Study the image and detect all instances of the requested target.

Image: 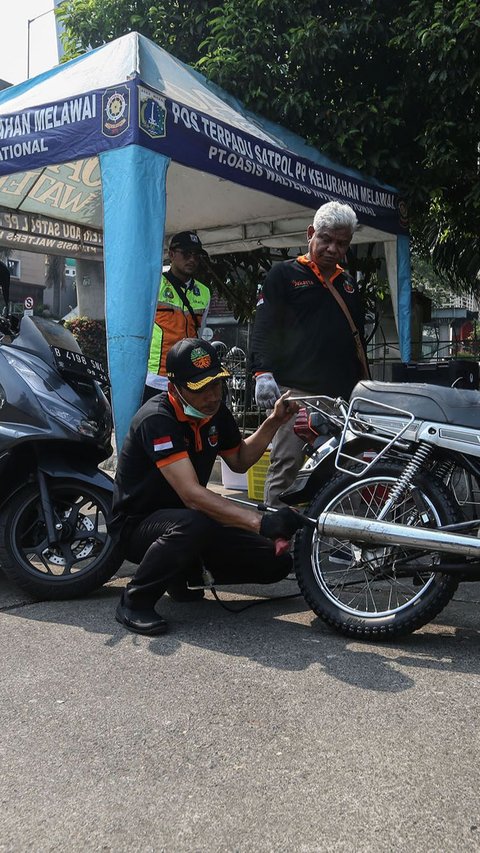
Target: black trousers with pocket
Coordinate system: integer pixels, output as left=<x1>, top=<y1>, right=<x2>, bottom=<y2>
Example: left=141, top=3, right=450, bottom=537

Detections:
left=122, top=508, right=292, bottom=608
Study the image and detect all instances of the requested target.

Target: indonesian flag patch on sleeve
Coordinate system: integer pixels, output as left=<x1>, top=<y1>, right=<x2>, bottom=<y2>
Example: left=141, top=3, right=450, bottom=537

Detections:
left=153, top=436, right=174, bottom=452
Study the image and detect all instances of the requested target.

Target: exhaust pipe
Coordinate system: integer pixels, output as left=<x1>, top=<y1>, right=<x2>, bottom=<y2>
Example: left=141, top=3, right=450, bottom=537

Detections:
left=318, top=512, right=480, bottom=559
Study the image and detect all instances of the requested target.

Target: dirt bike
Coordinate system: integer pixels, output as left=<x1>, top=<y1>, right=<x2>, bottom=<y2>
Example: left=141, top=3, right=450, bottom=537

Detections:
left=281, top=380, right=480, bottom=640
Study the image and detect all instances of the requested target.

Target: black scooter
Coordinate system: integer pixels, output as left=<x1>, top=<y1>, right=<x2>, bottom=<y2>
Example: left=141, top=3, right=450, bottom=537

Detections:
left=0, top=262, right=122, bottom=599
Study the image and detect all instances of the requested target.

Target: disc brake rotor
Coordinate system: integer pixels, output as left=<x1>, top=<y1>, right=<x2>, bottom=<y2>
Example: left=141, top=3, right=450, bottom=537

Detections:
left=42, top=509, right=95, bottom=565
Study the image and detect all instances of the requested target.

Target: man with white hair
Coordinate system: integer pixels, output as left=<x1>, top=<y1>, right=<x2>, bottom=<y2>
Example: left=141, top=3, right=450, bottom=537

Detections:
left=251, top=201, right=367, bottom=507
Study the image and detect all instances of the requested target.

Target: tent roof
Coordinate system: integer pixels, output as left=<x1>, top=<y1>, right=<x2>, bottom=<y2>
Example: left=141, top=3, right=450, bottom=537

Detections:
left=0, top=32, right=413, bottom=446
left=0, top=32, right=406, bottom=256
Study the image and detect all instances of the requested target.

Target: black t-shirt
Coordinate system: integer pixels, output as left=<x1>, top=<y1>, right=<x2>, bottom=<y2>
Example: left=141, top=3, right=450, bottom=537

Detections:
left=109, top=391, right=241, bottom=536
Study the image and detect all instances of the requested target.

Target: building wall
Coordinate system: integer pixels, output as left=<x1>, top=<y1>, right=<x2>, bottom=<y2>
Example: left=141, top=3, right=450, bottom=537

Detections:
left=75, top=259, right=104, bottom=320
left=6, top=250, right=46, bottom=313
left=4, top=250, right=80, bottom=318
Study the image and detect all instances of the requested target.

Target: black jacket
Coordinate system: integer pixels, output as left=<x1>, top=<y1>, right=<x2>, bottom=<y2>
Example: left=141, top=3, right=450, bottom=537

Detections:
left=250, top=259, right=365, bottom=398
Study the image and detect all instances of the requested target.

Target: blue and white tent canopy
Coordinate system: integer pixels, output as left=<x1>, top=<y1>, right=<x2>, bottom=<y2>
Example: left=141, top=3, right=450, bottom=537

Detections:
left=0, top=31, right=411, bottom=447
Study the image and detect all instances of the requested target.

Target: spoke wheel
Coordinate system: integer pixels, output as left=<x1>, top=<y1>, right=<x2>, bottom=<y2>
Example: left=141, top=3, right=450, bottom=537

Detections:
left=0, top=481, right=123, bottom=599
left=294, top=463, right=461, bottom=640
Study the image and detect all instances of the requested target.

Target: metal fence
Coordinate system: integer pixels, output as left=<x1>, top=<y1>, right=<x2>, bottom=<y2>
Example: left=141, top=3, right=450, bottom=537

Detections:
left=217, top=337, right=480, bottom=436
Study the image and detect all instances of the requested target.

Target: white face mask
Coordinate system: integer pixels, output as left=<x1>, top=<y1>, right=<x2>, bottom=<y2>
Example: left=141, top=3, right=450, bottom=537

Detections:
left=175, top=386, right=210, bottom=420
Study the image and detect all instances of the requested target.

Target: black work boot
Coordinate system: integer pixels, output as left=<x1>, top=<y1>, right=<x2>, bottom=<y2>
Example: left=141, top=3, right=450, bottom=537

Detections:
left=115, top=591, right=168, bottom=636
left=167, top=567, right=207, bottom=602
left=167, top=581, right=205, bottom=602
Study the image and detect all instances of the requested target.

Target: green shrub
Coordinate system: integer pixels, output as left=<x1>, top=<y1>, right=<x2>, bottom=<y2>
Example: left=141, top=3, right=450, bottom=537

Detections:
left=64, top=317, right=107, bottom=366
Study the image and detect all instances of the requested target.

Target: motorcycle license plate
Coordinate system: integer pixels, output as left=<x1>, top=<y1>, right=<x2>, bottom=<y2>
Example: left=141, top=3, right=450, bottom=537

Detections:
left=51, top=346, right=109, bottom=385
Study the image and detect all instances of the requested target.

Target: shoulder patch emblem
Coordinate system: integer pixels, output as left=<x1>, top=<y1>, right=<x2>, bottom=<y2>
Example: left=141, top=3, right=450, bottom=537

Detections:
left=343, top=282, right=355, bottom=294
left=153, top=435, right=173, bottom=452
left=208, top=425, right=219, bottom=447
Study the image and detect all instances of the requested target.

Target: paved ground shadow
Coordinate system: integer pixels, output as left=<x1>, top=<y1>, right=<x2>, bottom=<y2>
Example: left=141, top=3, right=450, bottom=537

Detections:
left=3, top=571, right=480, bottom=691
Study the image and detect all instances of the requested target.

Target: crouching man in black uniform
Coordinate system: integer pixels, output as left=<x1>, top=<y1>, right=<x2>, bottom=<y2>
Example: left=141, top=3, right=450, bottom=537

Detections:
left=110, top=338, right=306, bottom=636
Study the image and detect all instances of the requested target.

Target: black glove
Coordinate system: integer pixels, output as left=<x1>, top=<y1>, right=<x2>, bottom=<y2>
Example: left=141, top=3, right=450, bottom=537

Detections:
left=259, top=507, right=307, bottom=541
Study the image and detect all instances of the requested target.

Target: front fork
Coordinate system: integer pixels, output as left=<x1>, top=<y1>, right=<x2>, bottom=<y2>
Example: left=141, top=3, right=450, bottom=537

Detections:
left=37, top=470, right=62, bottom=546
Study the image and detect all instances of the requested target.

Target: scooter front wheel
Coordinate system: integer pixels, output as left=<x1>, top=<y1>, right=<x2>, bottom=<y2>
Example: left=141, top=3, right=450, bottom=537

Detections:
left=294, top=464, right=461, bottom=640
left=0, top=480, right=123, bottom=600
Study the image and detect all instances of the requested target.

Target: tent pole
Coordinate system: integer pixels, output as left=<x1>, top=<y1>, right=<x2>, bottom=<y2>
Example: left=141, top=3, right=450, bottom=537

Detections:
left=100, top=145, right=170, bottom=451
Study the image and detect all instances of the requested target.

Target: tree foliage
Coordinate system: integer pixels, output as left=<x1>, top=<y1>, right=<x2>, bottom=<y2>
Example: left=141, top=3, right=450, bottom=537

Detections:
left=58, top=0, right=213, bottom=65
left=58, top=0, right=480, bottom=294
left=64, top=317, right=107, bottom=364
left=202, top=249, right=274, bottom=323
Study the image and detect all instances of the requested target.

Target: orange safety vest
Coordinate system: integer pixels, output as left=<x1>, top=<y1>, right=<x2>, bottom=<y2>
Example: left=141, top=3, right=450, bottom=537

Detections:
left=147, top=274, right=211, bottom=378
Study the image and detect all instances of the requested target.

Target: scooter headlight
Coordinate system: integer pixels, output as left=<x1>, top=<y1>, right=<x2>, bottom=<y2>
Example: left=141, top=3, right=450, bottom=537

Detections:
left=39, top=398, right=100, bottom=437
left=3, top=351, right=52, bottom=395
left=4, top=350, right=102, bottom=437
left=38, top=396, right=85, bottom=432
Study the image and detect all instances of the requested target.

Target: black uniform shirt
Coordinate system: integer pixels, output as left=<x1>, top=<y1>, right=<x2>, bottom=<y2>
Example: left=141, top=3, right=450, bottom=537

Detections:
left=250, top=258, right=364, bottom=398
left=109, top=390, right=241, bottom=536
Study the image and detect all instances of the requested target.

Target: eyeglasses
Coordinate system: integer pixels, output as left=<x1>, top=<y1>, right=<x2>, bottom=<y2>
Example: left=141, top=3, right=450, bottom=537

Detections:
left=173, top=248, right=202, bottom=259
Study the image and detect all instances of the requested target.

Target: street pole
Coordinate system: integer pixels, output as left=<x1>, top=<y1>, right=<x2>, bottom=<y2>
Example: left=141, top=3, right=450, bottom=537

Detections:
left=26, top=6, right=57, bottom=80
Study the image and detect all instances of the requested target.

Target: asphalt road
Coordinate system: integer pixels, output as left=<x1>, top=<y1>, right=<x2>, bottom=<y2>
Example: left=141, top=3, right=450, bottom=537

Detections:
left=2, top=558, right=480, bottom=853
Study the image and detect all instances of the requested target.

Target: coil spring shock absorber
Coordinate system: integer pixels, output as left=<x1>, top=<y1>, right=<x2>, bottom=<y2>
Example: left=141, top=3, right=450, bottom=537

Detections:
left=432, top=459, right=454, bottom=482
left=377, top=443, right=433, bottom=521
left=434, top=459, right=479, bottom=509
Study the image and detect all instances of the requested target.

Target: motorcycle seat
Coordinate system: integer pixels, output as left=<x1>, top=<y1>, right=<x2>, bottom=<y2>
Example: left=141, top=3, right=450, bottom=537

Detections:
left=351, top=380, right=480, bottom=428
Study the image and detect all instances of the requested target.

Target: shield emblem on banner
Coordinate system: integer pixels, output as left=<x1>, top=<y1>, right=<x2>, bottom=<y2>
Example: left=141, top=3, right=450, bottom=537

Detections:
left=138, top=86, right=167, bottom=139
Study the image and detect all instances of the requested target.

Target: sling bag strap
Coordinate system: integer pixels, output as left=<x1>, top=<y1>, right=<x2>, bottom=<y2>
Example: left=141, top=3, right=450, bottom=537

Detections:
left=297, top=256, right=371, bottom=381
left=164, top=270, right=200, bottom=332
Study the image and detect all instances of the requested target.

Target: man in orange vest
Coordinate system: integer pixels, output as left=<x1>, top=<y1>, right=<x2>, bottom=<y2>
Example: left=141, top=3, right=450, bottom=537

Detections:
left=143, top=231, right=211, bottom=403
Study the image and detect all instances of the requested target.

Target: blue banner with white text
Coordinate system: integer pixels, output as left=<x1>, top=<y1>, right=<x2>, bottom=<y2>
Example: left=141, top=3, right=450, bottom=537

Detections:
left=0, top=81, right=137, bottom=175
left=0, top=76, right=407, bottom=234
left=134, top=82, right=407, bottom=236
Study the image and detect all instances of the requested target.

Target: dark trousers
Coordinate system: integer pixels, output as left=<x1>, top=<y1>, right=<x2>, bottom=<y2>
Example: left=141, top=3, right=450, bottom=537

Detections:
left=123, top=509, right=292, bottom=608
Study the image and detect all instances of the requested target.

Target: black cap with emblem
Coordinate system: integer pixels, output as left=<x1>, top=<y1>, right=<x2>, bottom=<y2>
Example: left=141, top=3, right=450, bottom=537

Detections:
left=166, top=338, right=230, bottom=391
left=168, top=232, right=208, bottom=256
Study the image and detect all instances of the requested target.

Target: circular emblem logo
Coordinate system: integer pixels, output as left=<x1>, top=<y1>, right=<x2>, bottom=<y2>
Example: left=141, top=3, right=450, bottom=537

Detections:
left=343, top=282, right=354, bottom=294
left=398, top=199, right=409, bottom=228
left=191, top=347, right=211, bottom=369
left=102, top=85, right=130, bottom=137
left=106, top=92, right=127, bottom=124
